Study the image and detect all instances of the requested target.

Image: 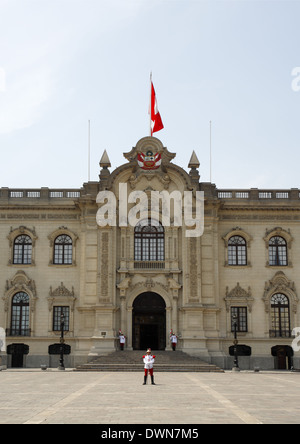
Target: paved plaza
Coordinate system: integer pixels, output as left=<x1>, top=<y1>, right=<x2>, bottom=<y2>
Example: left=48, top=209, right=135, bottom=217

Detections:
left=0, top=369, right=300, bottom=424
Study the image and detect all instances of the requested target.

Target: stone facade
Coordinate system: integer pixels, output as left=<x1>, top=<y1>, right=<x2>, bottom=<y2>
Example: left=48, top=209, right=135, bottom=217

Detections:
left=0, top=136, right=300, bottom=370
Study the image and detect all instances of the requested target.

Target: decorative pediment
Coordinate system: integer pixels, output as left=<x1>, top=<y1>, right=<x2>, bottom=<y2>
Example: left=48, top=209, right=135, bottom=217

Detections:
left=262, top=271, right=298, bottom=313
left=223, top=227, right=252, bottom=247
left=122, top=136, right=176, bottom=183
left=264, top=271, right=295, bottom=293
left=3, top=270, right=37, bottom=312
left=124, top=137, right=176, bottom=165
left=49, top=282, right=74, bottom=297
left=263, top=227, right=293, bottom=249
left=224, top=283, right=253, bottom=312
left=48, top=282, right=76, bottom=311
left=7, top=226, right=38, bottom=246
left=5, top=270, right=36, bottom=296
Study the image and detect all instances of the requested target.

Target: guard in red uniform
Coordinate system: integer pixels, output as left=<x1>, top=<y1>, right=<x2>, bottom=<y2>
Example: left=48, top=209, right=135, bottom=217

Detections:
left=143, top=348, right=156, bottom=385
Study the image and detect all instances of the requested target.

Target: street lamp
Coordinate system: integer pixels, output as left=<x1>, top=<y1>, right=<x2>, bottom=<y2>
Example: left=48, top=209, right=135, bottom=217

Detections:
left=232, top=313, right=240, bottom=372
left=58, top=313, right=65, bottom=371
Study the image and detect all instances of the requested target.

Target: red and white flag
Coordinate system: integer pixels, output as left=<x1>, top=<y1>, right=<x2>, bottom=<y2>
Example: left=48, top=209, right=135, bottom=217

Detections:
left=149, top=78, right=164, bottom=136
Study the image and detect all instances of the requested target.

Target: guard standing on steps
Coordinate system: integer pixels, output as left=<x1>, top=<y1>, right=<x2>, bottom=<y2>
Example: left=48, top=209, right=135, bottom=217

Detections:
left=170, top=333, right=178, bottom=351
left=119, top=331, right=126, bottom=351
left=143, top=348, right=156, bottom=385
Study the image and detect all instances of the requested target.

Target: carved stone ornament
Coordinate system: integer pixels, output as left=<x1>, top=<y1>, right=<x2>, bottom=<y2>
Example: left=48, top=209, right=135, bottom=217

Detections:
left=48, top=282, right=76, bottom=311
left=262, top=271, right=298, bottom=313
left=224, top=282, right=254, bottom=312
left=3, top=270, right=37, bottom=312
left=123, top=136, right=176, bottom=166
left=263, top=227, right=293, bottom=249
left=117, top=277, right=131, bottom=297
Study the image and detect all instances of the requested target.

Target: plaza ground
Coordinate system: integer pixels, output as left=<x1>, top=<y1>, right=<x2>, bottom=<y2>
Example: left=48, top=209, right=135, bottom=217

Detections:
left=0, top=369, right=300, bottom=424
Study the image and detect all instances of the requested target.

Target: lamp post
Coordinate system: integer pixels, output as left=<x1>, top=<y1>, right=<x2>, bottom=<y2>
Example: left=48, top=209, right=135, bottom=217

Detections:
left=232, top=313, right=240, bottom=372
left=58, top=313, right=65, bottom=371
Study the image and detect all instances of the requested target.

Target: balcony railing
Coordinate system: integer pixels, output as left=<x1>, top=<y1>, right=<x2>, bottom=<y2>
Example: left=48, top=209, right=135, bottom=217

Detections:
left=134, top=261, right=165, bottom=270
left=269, top=330, right=291, bottom=338
left=0, top=188, right=81, bottom=199
left=217, top=189, right=300, bottom=201
left=6, top=328, right=31, bottom=337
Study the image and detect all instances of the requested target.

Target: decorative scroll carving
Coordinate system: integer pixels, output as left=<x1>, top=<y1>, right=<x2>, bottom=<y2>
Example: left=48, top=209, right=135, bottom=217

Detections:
left=48, top=282, right=76, bottom=311
left=100, top=232, right=109, bottom=302
left=224, top=283, right=253, bottom=312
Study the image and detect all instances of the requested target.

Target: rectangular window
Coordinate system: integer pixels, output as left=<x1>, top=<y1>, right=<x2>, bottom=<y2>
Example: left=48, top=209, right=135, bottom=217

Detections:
left=269, top=246, right=287, bottom=266
left=231, top=307, right=248, bottom=332
left=53, top=306, right=70, bottom=331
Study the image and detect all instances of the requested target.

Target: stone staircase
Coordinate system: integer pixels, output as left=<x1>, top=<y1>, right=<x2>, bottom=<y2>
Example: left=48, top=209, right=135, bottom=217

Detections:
left=74, top=350, right=224, bottom=372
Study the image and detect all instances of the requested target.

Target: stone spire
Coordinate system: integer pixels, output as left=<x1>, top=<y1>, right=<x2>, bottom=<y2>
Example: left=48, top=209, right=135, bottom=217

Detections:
left=99, top=150, right=111, bottom=189
left=188, top=151, right=200, bottom=169
left=99, top=150, right=111, bottom=169
left=188, top=151, right=200, bottom=185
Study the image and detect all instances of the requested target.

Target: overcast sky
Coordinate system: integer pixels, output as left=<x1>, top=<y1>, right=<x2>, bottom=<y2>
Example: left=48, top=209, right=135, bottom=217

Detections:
left=0, top=0, right=300, bottom=190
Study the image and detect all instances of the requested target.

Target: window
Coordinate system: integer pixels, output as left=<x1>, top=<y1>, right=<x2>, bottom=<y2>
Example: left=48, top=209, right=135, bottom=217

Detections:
left=231, top=307, right=248, bottom=332
left=269, top=236, right=288, bottom=266
left=53, top=306, right=70, bottom=331
left=270, top=294, right=291, bottom=337
left=228, top=236, right=247, bottom=266
left=53, top=235, right=73, bottom=264
left=11, top=292, right=30, bottom=336
left=134, top=219, right=164, bottom=261
left=13, top=235, right=32, bottom=264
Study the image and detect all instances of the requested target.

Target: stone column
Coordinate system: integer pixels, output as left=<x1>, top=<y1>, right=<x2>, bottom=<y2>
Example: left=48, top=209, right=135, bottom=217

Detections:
left=168, top=277, right=181, bottom=335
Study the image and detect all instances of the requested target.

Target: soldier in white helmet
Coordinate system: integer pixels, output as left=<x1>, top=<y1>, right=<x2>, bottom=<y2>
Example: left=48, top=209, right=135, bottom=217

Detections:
left=142, top=348, right=156, bottom=385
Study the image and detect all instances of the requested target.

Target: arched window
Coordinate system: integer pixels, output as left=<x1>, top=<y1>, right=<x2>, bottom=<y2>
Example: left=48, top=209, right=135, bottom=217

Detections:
left=11, top=292, right=30, bottom=336
left=134, top=219, right=164, bottom=261
left=53, top=235, right=73, bottom=264
left=228, top=236, right=247, bottom=266
left=269, top=236, right=288, bottom=266
left=270, top=293, right=291, bottom=338
left=13, top=235, right=32, bottom=264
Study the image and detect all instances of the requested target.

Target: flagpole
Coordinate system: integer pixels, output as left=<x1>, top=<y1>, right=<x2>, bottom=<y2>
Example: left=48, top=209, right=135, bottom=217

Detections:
left=88, top=119, right=91, bottom=181
left=149, top=72, right=152, bottom=136
left=210, top=120, right=212, bottom=183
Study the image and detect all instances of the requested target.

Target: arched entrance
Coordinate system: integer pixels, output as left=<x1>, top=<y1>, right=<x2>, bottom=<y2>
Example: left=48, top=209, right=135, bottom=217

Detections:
left=132, top=292, right=166, bottom=350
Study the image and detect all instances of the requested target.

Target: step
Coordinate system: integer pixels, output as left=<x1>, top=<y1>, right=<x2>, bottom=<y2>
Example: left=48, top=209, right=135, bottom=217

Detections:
left=75, top=364, right=223, bottom=372
left=74, top=350, right=224, bottom=373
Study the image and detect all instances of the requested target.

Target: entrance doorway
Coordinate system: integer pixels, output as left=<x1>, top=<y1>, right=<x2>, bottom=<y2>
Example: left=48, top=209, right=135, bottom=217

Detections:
left=7, top=343, right=29, bottom=368
left=132, top=292, right=166, bottom=350
left=271, top=345, right=294, bottom=370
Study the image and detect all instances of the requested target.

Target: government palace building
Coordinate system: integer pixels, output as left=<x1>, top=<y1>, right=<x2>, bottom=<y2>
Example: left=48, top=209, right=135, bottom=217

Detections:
left=0, top=135, right=300, bottom=370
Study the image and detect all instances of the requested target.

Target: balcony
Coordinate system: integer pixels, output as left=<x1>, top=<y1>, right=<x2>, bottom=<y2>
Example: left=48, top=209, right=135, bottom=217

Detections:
left=134, top=261, right=165, bottom=270
left=118, top=259, right=180, bottom=274
left=269, top=329, right=291, bottom=338
left=6, top=328, right=31, bottom=337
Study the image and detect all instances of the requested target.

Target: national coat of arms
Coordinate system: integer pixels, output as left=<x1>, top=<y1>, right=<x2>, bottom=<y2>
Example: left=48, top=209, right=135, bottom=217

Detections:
left=137, top=150, right=161, bottom=170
